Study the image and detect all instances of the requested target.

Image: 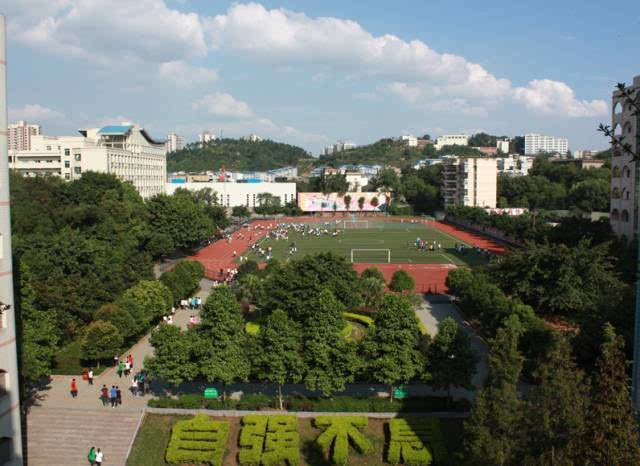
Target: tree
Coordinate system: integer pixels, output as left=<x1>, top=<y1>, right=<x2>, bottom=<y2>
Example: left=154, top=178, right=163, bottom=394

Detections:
left=81, top=320, right=123, bottom=367
left=234, top=273, right=264, bottom=305
left=146, top=324, right=198, bottom=388
left=370, top=196, right=379, bottom=210
left=428, top=317, right=478, bottom=398
left=343, top=194, right=352, bottom=211
left=195, top=286, right=250, bottom=398
left=464, top=316, right=524, bottom=466
left=521, top=336, right=588, bottom=465
left=389, top=270, right=415, bottom=293
left=568, top=178, right=610, bottom=212
left=117, top=280, right=173, bottom=331
left=252, top=310, right=304, bottom=409
left=360, top=267, right=385, bottom=282
left=236, top=260, right=259, bottom=279
left=94, top=303, right=136, bottom=340
left=302, top=290, right=359, bottom=396
left=160, top=260, right=204, bottom=303
left=579, top=324, right=640, bottom=465
left=360, top=277, right=386, bottom=309
left=358, top=196, right=365, bottom=213
left=361, top=294, right=424, bottom=399
left=232, top=205, right=250, bottom=219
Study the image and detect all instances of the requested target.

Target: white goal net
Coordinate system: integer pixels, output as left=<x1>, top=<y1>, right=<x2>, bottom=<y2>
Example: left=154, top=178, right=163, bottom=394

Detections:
left=350, top=249, right=391, bottom=263
left=342, top=220, right=369, bottom=229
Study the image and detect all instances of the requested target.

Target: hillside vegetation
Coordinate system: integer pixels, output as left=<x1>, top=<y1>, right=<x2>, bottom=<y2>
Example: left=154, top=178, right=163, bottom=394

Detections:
left=167, top=138, right=313, bottom=173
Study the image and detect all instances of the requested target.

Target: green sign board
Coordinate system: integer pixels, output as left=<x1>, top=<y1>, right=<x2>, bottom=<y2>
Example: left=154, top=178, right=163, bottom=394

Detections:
left=204, top=387, right=219, bottom=399
left=393, top=387, right=408, bottom=399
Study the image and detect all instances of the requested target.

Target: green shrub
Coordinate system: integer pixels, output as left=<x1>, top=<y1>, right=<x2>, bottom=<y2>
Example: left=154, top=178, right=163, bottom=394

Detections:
left=387, top=418, right=446, bottom=466
left=340, top=322, right=352, bottom=339
left=314, top=416, right=372, bottom=465
left=342, top=312, right=374, bottom=327
left=245, top=322, right=260, bottom=335
left=238, top=415, right=299, bottom=466
left=236, top=393, right=272, bottom=410
left=165, top=415, right=229, bottom=466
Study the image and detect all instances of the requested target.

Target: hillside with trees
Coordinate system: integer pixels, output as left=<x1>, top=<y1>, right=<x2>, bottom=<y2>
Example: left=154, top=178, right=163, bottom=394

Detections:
left=167, top=138, right=313, bottom=173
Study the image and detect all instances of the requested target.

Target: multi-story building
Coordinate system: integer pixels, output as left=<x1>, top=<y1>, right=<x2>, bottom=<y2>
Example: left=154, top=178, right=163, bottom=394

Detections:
left=10, top=123, right=166, bottom=198
left=443, top=157, right=497, bottom=208
left=8, top=120, right=41, bottom=152
left=0, top=16, right=23, bottom=465
left=610, top=75, right=640, bottom=240
left=401, top=135, right=418, bottom=147
left=435, top=134, right=469, bottom=151
left=165, top=132, right=185, bottom=153
left=165, top=181, right=296, bottom=209
left=198, top=131, right=216, bottom=145
left=524, top=133, right=569, bottom=155
left=497, top=139, right=510, bottom=154
left=497, top=155, right=534, bottom=177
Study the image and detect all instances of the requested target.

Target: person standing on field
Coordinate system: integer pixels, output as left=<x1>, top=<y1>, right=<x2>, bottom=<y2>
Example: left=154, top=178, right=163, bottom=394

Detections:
left=70, top=378, right=78, bottom=398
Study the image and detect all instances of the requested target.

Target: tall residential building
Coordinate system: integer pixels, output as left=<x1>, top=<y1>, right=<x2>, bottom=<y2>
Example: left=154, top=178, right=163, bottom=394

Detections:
left=610, top=75, right=640, bottom=240
left=0, top=16, right=24, bottom=465
left=165, top=132, right=184, bottom=153
left=524, top=133, right=568, bottom=155
left=497, top=139, right=510, bottom=154
left=198, top=131, right=216, bottom=145
left=435, top=134, right=469, bottom=151
left=10, top=123, right=166, bottom=198
left=443, top=157, right=497, bottom=208
left=8, top=120, right=41, bottom=152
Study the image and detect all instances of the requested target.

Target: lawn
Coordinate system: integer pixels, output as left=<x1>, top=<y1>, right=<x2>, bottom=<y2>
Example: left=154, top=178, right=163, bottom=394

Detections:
left=242, top=221, right=488, bottom=267
left=127, top=413, right=465, bottom=465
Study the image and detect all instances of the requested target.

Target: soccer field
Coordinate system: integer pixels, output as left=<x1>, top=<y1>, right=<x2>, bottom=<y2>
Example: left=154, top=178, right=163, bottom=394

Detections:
left=243, top=221, right=489, bottom=266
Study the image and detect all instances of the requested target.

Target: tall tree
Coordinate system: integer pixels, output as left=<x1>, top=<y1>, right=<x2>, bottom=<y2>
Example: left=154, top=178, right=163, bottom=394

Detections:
left=302, top=290, right=359, bottom=397
left=579, top=324, right=640, bottom=465
left=81, top=320, right=123, bottom=367
left=464, top=316, right=524, bottom=466
left=428, top=317, right=478, bottom=398
left=521, top=336, right=588, bottom=465
left=252, top=310, right=304, bottom=409
left=146, top=324, right=198, bottom=388
left=389, top=270, right=415, bottom=293
left=343, top=194, right=352, bottom=211
left=195, top=286, right=250, bottom=398
left=361, top=294, right=424, bottom=399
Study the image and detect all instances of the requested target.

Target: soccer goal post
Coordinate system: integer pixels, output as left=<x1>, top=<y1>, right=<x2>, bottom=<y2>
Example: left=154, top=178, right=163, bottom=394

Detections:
left=350, top=249, right=391, bottom=263
left=342, top=220, right=369, bottom=229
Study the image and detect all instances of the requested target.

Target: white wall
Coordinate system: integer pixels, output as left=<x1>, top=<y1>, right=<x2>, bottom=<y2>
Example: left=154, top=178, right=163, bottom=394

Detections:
left=165, top=182, right=297, bottom=208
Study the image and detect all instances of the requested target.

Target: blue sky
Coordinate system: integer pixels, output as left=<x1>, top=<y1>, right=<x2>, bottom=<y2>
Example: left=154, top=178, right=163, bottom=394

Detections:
left=4, top=0, right=639, bottom=154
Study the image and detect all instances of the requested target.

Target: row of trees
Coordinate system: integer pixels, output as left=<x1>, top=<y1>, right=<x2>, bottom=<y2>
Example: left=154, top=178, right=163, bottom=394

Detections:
left=465, top=316, right=640, bottom=465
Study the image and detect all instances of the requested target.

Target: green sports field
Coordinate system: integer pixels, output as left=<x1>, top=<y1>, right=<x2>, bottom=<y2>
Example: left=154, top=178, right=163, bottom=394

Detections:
left=243, top=221, right=489, bottom=266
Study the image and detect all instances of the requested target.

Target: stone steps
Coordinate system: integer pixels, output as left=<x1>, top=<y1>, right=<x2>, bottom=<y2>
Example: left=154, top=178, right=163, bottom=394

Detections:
left=26, top=407, right=142, bottom=466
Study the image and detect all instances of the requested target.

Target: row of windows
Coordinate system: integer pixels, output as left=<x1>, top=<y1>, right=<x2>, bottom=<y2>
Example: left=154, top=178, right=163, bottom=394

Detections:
left=612, top=187, right=631, bottom=200
left=612, top=166, right=631, bottom=177
left=611, top=209, right=630, bottom=222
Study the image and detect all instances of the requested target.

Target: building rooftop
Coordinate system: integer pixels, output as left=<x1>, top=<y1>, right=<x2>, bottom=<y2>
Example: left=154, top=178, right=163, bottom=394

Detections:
left=98, top=125, right=133, bottom=135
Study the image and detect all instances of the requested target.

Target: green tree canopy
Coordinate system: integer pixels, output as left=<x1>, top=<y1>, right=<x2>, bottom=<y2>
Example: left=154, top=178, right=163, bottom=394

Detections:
left=94, top=303, right=136, bottom=340
left=81, top=320, right=123, bottom=366
left=146, top=324, right=198, bottom=387
left=389, top=270, right=415, bottom=293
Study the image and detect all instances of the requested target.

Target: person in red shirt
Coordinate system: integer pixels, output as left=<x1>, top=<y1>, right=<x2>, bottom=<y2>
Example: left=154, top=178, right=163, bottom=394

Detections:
left=70, top=378, right=78, bottom=398
left=128, top=354, right=134, bottom=370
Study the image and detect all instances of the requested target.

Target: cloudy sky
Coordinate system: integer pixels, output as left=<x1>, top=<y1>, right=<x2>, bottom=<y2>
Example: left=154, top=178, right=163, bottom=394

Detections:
left=3, top=0, right=639, bottom=153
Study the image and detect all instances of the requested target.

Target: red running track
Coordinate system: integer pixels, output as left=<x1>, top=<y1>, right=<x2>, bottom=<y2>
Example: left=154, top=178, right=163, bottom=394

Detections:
left=189, top=216, right=505, bottom=292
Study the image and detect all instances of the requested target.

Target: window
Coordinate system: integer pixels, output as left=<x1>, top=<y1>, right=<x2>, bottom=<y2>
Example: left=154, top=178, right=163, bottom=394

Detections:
left=64, top=149, right=70, bottom=156
left=612, top=187, right=621, bottom=199
left=0, top=437, right=11, bottom=463
left=611, top=209, right=620, bottom=221
left=74, top=167, right=81, bottom=174
left=0, top=370, right=7, bottom=397
left=623, top=166, right=631, bottom=177
left=46, top=145, right=51, bottom=151
left=622, top=210, right=630, bottom=222
left=613, top=166, right=621, bottom=177
left=74, top=153, right=81, bottom=161
left=64, top=161, right=70, bottom=168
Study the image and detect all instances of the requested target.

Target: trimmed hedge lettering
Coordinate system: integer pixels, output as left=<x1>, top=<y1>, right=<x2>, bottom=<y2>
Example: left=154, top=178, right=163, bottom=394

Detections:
left=387, top=418, right=446, bottom=466
left=165, top=414, right=229, bottom=465
left=238, top=414, right=300, bottom=466
left=315, top=416, right=373, bottom=466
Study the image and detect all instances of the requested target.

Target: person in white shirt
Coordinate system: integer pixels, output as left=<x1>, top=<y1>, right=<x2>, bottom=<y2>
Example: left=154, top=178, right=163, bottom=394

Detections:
left=95, top=449, right=103, bottom=465
left=88, top=369, right=94, bottom=385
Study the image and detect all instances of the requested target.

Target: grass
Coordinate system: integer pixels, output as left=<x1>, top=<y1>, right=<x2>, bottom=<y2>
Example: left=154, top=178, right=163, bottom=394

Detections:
left=127, top=414, right=465, bottom=465
left=242, top=221, right=488, bottom=266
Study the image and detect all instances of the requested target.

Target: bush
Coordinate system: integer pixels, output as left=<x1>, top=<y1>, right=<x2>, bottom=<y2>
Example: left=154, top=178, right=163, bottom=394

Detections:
left=238, top=414, right=299, bottom=465
left=342, top=312, right=374, bottom=327
left=245, top=322, right=260, bottom=336
left=165, top=415, right=229, bottom=466
left=340, top=322, right=353, bottom=339
left=390, top=270, right=416, bottom=293
left=314, top=416, right=372, bottom=465
left=387, top=418, right=446, bottom=466
left=236, top=393, right=271, bottom=410
left=81, top=320, right=123, bottom=365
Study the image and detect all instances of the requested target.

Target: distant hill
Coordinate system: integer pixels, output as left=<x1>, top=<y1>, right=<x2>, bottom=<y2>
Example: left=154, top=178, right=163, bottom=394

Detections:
left=318, top=138, right=483, bottom=167
left=167, top=138, right=313, bottom=173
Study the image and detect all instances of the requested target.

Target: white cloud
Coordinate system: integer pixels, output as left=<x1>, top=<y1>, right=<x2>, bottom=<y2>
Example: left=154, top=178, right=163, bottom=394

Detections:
left=8, top=104, right=65, bottom=121
left=513, top=79, right=608, bottom=117
left=192, top=92, right=254, bottom=118
left=8, top=0, right=207, bottom=64
left=158, top=61, right=218, bottom=87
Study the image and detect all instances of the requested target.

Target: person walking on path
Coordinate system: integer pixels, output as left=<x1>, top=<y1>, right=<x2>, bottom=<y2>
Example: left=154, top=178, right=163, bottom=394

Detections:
left=109, top=386, right=117, bottom=408
left=130, top=377, right=137, bottom=397
left=128, top=354, right=134, bottom=370
left=70, top=378, right=78, bottom=398
left=95, top=448, right=103, bottom=466
left=100, top=385, right=109, bottom=406
left=88, top=446, right=96, bottom=466
left=88, top=369, right=93, bottom=385
left=114, top=355, right=119, bottom=367
left=116, top=386, right=122, bottom=406
left=124, top=360, right=131, bottom=377
left=117, top=360, right=124, bottom=378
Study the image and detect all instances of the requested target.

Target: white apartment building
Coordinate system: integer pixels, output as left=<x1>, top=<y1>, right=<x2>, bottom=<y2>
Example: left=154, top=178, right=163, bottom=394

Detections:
left=165, top=181, right=296, bottom=209
left=524, top=133, right=569, bottom=155
left=165, top=132, right=185, bottom=153
left=435, top=134, right=469, bottom=151
left=610, top=75, right=640, bottom=240
left=401, top=135, right=418, bottom=147
left=497, top=155, right=534, bottom=177
left=10, top=123, right=166, bottom=198
left=443, top=157, right=497, bottom=208
left=8, top=120, right=41, bottom=152
left=198, top=131, right=217, bottom=145
left=497, top=139, right=510, bottom=154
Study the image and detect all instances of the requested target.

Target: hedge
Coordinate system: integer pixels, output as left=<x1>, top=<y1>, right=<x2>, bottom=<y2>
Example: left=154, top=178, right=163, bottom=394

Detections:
left=149, top=394, right=471, bottom=413
left=238, top=415, right=299, bottom=466
left=165, top=414, right=229, bottom=466
left=245, top=322, right=260, bottom=335
left=315, top=416, right=372, bottom=466
left=342, top=312, right=374, bottom=327
left=387, top=418, right=447, bottom=466
left=340, top=322, right=353, bottom=340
